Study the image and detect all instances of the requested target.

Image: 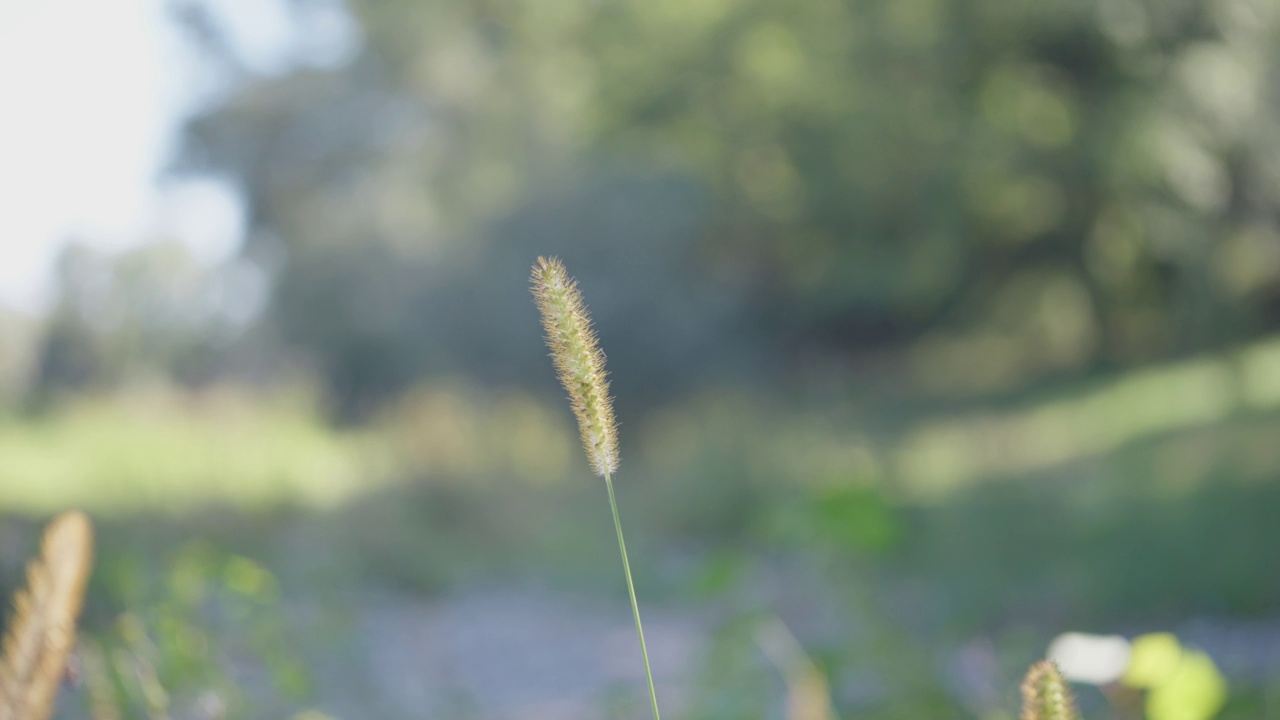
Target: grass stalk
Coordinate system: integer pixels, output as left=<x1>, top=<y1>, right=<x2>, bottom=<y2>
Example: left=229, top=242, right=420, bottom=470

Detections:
left=605, top=471, right=660, bottom=720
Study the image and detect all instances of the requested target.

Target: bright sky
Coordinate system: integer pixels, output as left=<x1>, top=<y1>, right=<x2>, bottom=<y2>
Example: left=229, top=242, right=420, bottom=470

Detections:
left=0, top=0, right=358, bottom=315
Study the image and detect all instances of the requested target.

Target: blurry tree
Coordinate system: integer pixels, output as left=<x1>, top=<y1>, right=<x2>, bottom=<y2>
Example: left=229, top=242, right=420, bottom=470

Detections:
left=174, top=0, right=1280, bottom=412
left=33, top=241, right=236, bottom=399
left=0, top=310, right=43, bottom=405
left=35, top=244, right=120, bottom=395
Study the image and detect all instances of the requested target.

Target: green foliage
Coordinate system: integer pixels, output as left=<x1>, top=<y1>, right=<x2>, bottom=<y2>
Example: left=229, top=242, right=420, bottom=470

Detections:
left=173, top=0, right=1280, bottom=414
left=81, top=539, right=313, bottom=719
left=1125, top=634, right=1228, bottom=720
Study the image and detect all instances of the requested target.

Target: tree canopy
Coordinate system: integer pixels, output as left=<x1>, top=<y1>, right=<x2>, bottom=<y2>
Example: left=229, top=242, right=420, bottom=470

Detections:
left=152, top=0, right=1280, bottom=414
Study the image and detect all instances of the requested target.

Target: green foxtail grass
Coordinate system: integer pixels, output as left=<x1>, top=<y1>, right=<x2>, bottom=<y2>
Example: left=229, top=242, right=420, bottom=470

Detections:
left=1021, top=661, right=1081, bottom=720
left=531, top=257, right=618, bottom=477
left=531, top=257, right=660, bottom=720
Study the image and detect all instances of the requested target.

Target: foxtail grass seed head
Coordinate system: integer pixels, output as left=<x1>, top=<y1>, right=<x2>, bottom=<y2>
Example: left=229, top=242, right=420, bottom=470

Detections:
left=531, top=256, right=619, bottom=476
left=0, top=510, right=94, bottom=720
left=1020, top=661, right=1080, bottom=720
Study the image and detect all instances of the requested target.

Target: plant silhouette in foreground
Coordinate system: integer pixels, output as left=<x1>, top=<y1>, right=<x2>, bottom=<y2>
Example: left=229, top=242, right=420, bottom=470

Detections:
left=531, top=256, right=660, bottom=720
left=0, top=511, right=94, bottom=720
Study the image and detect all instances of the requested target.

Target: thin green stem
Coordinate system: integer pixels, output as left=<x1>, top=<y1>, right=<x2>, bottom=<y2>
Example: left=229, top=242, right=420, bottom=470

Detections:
left=605, top=471, right=661, bottom=720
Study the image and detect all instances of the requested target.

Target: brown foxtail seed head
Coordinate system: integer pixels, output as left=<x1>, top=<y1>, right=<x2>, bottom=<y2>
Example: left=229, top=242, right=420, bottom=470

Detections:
left=0, top=510, right=94, bottom=720
left=1020, top=661, right=1080, bottom=720
left=531, top=256, right=619, bottom=476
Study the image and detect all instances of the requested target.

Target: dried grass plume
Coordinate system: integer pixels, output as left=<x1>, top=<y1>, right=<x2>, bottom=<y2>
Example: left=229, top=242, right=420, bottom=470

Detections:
left=0, top=511, right=95, bottom=720
left=531, top=256, right=619, bottom=476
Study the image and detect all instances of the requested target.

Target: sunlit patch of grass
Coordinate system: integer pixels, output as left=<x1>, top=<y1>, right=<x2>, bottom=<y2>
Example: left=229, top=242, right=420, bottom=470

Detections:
left=895, top=334, right=1280, bottom=498
left=0, top=379, right=586, bottom=517
left=0, top=388, right=395, bottom=514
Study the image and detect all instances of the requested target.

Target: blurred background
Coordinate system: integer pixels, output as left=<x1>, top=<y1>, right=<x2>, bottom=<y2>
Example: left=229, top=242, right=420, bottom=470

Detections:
left=1, top=0, right=1279, bottom=717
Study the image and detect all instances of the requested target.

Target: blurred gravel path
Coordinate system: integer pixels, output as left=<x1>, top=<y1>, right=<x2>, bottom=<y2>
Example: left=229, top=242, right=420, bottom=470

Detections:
left=352, top=588, right=708, bottom=720
left=302, top=586, right=1280, bottom=720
